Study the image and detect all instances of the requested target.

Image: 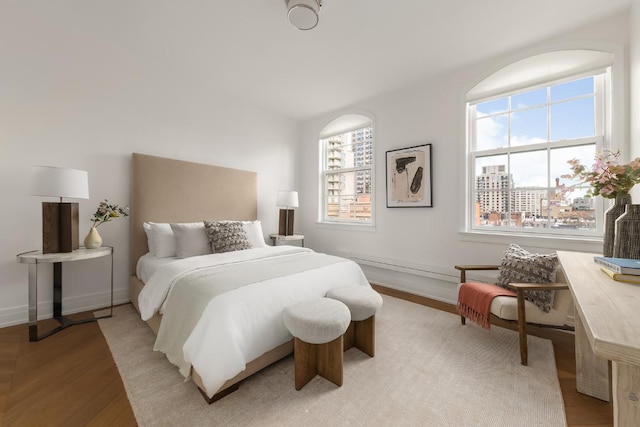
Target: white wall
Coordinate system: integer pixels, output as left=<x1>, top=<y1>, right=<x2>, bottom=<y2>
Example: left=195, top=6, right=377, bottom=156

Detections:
left=0, top=6, right=300, bottom=327
left=631, top=0, right=640, bottom=202
left=298, top=13, right=631, bottom=303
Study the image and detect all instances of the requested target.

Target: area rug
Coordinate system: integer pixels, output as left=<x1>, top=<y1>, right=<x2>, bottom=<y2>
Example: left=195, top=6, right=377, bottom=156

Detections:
left=97, top=295, right=567, bottom=426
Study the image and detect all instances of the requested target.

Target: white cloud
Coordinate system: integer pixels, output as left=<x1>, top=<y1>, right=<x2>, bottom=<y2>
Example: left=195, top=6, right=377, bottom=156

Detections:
left=476, top=116, right=507, bottom=149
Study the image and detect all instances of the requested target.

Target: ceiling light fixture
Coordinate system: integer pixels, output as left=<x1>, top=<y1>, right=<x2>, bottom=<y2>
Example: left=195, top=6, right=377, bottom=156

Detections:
left=287, top=0, right=322, bottom=31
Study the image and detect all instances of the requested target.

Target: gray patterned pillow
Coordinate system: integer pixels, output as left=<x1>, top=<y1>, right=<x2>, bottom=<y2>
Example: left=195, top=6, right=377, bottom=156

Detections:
left=495, top=244, right=558, bottom=313
left=204, top=220, right=252, bottom=253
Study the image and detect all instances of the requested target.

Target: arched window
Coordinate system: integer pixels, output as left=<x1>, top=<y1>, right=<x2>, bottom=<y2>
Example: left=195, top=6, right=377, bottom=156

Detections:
left=466, top=49, right=618, bottom=238
left=319, top=114, right=374, bottom=224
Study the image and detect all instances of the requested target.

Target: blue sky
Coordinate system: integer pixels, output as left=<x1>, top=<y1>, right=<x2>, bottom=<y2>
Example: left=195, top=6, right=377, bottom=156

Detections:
left=474, top=76, right=597, bottom=197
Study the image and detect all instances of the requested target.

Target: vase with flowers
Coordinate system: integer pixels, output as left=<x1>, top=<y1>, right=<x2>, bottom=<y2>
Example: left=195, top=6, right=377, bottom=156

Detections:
left=563, top=150, right=640, bottom=257
left=84, top=199, right=129, bottom=249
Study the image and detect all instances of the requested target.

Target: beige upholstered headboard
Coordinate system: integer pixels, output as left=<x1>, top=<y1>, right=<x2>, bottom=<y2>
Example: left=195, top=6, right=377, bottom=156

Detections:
left=129, top=153, right=257, bottom=274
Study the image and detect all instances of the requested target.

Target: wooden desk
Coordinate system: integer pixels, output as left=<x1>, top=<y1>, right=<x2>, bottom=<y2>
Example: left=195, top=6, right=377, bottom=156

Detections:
left=557, top=251, right=640, bottom=427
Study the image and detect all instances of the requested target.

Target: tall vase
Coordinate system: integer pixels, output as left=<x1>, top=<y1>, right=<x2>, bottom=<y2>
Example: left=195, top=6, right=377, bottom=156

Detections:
left=613, top=204, right=640, bottom=260
left=84, top=227, right=103, bottom=249
left=603, top=195, right=631, bottom=257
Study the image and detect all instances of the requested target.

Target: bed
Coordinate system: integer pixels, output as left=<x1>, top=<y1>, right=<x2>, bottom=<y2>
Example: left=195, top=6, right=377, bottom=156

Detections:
left=128, top=153, right=371, bottom=402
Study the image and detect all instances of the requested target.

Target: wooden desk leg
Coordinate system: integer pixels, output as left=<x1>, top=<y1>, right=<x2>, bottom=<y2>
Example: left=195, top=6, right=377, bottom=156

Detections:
left=612, top=362, right=640, bottom=427
left=575, top=312, right=611, bottom=402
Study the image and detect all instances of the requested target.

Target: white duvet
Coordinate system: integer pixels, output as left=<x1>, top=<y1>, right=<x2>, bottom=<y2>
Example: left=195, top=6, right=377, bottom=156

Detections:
left=137, top=246, right=370, bottom=398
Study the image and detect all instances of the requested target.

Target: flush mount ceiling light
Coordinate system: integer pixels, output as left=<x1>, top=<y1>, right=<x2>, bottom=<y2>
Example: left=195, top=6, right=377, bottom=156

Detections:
left=287, top=0, right=322, bottom=31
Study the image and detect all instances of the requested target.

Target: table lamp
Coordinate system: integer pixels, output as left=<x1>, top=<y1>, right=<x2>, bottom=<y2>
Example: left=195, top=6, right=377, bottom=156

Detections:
left=30, top=166, right=89, bottom=253
left=277, top=190, right=298, bottom=236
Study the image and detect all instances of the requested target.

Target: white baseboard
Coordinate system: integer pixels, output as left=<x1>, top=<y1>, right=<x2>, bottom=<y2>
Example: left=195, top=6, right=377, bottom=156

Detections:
left=361, top=263, right=459, bottom=304
left=0, top=287, right=130, bottom=328
left=333, top=250, right=462, bottom=305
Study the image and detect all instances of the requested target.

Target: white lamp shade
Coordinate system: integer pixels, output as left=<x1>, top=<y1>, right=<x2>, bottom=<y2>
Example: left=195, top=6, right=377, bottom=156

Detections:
left=277, top=190, right=299, bottom=208
left=287, top=0, right=320, bottom=30
left=30, top=166, right=89, bottom=199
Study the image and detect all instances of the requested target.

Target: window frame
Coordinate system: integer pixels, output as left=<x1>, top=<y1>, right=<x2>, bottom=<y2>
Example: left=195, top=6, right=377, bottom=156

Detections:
left=319, top=122, right=375, bottom=225
left=466, top=71, right=609, bottom=239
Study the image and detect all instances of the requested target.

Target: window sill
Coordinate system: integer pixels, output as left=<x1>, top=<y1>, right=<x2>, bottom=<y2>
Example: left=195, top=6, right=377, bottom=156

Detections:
left=459, top=230, right=602, bottom=253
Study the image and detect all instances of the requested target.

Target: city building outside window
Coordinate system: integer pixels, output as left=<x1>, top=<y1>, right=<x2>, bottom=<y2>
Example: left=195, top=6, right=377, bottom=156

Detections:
left=320, top=124, right=373, bottom=223
left=468, top=72, right=608, bottom=237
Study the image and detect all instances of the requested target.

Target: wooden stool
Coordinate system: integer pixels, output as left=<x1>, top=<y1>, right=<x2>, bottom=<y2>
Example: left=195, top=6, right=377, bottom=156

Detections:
left=283, top=298, right=351, bottom=390
left=326, top=286, right=383, bottom=357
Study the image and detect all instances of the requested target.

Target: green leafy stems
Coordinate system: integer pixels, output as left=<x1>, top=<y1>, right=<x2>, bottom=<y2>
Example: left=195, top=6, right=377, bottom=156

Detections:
left=91, top=199, right=129, bottom=228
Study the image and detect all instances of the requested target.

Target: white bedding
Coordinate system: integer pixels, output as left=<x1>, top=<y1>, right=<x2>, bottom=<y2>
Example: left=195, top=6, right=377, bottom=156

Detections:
left=136, top=253, right=180, bottom=284
left=137, top=246, right=371, bottom=398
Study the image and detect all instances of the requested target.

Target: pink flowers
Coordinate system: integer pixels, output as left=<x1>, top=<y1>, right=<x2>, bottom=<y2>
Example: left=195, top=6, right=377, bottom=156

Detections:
left=563, top=150, right=640, bottom=199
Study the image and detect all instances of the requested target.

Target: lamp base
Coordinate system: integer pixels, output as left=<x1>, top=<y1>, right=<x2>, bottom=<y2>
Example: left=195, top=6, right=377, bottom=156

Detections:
left=278, top=209, right=295, bottom=236
left=42, top=202, right=79, bottom=253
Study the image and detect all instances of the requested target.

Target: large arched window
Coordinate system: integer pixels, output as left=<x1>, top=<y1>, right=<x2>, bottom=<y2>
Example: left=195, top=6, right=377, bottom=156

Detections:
left=466, top=50, right=618, bottom=238
left=319, top=114, right=374, bottom=224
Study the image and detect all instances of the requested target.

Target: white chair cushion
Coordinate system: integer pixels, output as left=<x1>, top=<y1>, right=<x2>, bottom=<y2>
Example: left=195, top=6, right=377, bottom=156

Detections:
left=283, top=298, right=350, bottom=344
left=489, top=289, right=572, bottom=326
left=326, top=286, right=383, bottom=321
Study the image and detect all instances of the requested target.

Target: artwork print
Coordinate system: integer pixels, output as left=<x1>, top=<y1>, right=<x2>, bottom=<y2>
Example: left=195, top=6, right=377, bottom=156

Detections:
left=386, top=144, right=432, bottom=207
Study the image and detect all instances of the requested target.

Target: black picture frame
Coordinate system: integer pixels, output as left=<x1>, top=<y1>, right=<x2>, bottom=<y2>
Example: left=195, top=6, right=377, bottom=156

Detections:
left=386, top=143, right=433, bottom=208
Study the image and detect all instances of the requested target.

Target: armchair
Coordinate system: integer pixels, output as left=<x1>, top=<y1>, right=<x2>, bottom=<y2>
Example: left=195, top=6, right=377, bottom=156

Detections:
left=455, top=265, right=573, bottom=366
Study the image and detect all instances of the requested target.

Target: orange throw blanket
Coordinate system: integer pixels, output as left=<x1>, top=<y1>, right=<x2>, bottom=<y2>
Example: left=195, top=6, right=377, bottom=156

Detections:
left=457, top=282, right=517, bottom=329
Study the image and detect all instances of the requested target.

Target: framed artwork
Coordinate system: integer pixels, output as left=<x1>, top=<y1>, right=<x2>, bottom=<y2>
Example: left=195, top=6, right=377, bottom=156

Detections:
left=386, top=143, right=432, bottom=208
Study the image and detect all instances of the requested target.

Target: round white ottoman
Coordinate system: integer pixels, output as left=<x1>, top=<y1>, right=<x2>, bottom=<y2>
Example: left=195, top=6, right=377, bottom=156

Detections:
left=283, top=298, right=350, bottom=390
left=326, top=286, right=383, bottom=357
left=326, top=286, right=383, bottom=321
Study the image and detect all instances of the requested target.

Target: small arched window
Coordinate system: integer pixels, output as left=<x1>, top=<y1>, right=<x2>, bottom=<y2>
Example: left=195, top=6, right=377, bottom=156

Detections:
left=319, top=114, right=374, bottom=224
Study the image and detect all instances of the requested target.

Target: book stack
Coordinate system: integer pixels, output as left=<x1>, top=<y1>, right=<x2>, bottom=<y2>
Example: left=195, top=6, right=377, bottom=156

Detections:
left=594, top=256, right=640, bottom=284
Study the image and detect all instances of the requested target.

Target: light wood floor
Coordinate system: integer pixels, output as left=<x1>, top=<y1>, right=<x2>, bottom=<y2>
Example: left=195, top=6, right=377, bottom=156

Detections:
left=1, top=287, right=612, bottom=427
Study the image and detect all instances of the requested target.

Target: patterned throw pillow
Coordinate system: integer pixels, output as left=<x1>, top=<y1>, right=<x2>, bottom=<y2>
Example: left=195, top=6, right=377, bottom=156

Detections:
left=204, top=220, right=252, bottom=253
left=495, top=244, right=559, bottom=313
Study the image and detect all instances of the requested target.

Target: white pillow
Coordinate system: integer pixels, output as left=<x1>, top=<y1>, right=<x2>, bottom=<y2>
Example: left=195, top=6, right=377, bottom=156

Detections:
left=170, top=222, right=213, bottom=258
left=243, top=220, right=267, bottom=248
left=143, top=222, right=156, bottom=256
left=143, top=222, right=176, bottom=258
